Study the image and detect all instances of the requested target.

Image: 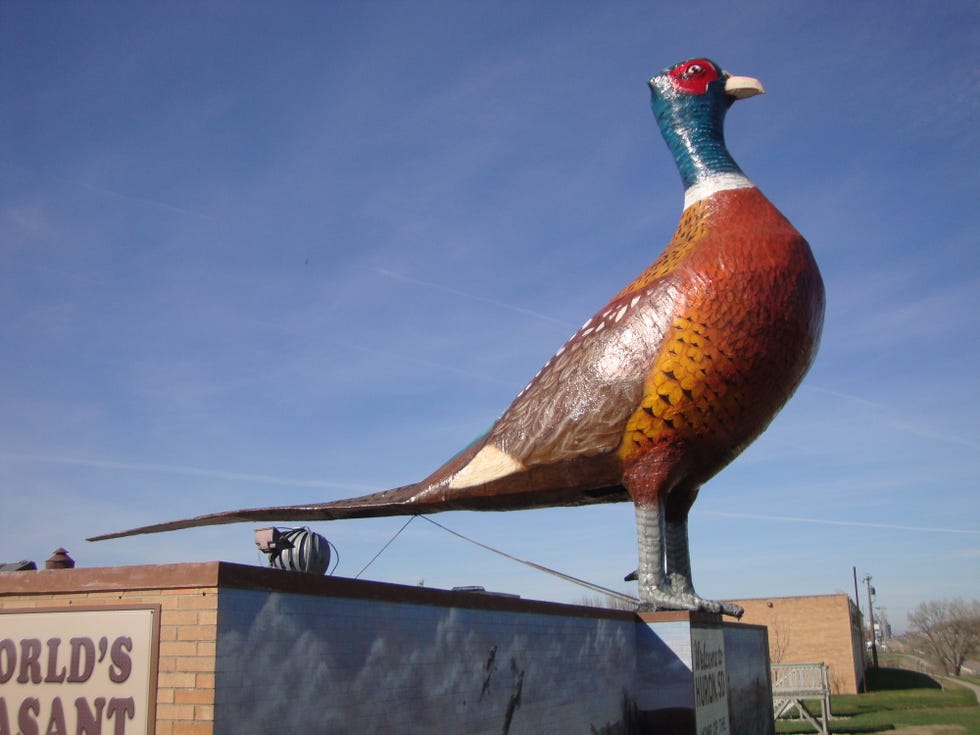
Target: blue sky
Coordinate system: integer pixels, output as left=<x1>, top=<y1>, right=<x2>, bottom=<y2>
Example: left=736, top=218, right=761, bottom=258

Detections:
left=1, top=2, right=977, bottom=632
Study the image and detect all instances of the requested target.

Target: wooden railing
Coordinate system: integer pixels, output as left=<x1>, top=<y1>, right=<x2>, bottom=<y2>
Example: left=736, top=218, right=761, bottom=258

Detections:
left=771, top=662, right=831, bottom=735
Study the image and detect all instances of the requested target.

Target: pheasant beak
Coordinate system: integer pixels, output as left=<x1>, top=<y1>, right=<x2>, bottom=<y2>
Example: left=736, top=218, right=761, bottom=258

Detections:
left=724, top=75, right=765, bottom=100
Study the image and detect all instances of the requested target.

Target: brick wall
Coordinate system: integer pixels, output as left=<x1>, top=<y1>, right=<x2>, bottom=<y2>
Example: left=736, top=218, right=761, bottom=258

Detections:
left=729, top=594, right=864, bottom=694
left=0, top=563, right=220, bottom=734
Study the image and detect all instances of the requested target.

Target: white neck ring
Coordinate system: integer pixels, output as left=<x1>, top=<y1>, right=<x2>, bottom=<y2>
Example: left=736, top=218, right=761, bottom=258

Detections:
left=683, top=172, right=754, bottom=209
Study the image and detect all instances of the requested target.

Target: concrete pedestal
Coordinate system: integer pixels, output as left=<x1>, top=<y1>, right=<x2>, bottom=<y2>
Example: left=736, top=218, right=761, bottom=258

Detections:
left=637, top=612, right=774, bottom=735
left=1, top=562, right=773, bottom=734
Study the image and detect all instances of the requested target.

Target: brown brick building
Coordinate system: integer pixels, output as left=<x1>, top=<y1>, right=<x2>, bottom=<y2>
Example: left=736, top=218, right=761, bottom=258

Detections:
left=729, top=593, right=866, bottom=694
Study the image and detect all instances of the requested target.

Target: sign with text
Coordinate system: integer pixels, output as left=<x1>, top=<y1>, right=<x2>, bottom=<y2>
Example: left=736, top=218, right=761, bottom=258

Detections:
left=691, top=626, right=730, bottom=735
left=0, top=606, right=158, bottom=735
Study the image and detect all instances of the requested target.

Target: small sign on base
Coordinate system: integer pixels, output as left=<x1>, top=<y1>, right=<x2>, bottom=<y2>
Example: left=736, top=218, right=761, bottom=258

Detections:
left=636, top=611, right=773, bottom=735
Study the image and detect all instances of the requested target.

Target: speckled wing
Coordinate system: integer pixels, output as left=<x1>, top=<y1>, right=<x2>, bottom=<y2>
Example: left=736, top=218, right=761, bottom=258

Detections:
left=489, top=291, right=671, bottom=465
left=479, top=201, right=716, bottom=470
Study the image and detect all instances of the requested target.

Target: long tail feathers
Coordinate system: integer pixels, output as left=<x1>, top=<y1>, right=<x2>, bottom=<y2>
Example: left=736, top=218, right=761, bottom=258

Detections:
left=87, top=483, right=424, bottom=541
left=87, top=467, right=630, bottom=542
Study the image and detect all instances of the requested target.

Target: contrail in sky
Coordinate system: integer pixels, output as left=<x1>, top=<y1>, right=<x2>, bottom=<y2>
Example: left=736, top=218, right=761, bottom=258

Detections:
left=703, top=511, right=980, bottom=535
left=73, top=179, right=217, bottom=221
left=7, top=165, right=216, bottom=221
left=0, top=452, right=376, bottom=492
left=369, top=267, right=573, bottom=326
left=350, top=343, right=522, bottom=388
left=804, top=385, right=980, bottom=450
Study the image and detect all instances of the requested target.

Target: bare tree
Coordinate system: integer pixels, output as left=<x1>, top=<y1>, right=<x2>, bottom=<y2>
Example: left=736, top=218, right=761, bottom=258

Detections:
left=768, top=615, right=791, bottom=664
left=906, top=598, right=980, bottom=676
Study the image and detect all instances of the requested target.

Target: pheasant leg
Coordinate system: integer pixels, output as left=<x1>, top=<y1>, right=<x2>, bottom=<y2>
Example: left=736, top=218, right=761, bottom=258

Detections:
left=664, top=514, right=743, bottom=618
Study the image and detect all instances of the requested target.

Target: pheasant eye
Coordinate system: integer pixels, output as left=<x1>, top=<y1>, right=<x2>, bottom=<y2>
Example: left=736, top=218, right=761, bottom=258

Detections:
left=668, top=59, right=719, bottom=94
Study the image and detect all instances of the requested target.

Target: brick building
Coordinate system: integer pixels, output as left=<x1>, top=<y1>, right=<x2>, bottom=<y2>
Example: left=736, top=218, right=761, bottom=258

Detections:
left=729, top=593, right=866, bottom=694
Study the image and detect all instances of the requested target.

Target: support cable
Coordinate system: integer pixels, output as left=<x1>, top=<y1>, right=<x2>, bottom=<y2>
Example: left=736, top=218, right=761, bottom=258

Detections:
left=418, top=515, right=639, bottom=605
left=353, top=515, right=417, bottom=579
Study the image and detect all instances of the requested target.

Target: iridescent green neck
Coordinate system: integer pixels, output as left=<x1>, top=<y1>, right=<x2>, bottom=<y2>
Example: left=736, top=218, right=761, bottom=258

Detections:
left=650, top=77, right=746, bottom=191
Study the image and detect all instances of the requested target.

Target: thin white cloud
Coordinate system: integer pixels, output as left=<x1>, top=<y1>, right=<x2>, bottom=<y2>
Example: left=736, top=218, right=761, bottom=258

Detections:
left=368, top=267, right=571, bottom=326
left=880, top=417, right=980, bottom=451
left=8, top=163, right=217, bottom=222
left=0, top=452, right=377, bottom=493
left=802, top=385, right=890, bottom=411
left=349, top=343, right=522, bottom=389
left=802, top=385, right=980, bottom=450
left=703, top=511, right=980, bottom=535
left=70, top=178, right=217, bottom=220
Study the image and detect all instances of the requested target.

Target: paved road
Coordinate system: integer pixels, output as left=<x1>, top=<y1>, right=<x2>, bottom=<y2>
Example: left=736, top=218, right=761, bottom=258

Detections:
left=941, top=676, right=980, bottom=703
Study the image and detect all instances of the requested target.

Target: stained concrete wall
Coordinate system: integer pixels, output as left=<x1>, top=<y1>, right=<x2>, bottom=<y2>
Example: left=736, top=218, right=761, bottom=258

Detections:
left=214, top=587, right=635, bottom=735
left=724, top=623, right=775, bottom=735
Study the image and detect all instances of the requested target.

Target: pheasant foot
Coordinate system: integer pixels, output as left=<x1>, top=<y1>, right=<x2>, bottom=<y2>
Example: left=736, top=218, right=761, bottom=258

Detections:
left=636, top=574, right=743, bottom=618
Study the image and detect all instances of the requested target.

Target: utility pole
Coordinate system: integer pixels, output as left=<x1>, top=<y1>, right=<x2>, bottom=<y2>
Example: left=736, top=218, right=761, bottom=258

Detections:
left=863, top=574, right=878, bottom=668
left=852, top=566, right=867, bottom=691
left=852, top=566, right=861, bottom=620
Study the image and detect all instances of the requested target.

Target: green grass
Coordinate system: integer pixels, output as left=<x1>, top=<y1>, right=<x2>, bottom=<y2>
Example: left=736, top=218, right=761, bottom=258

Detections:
left=776, top=668, right=980, bottom=734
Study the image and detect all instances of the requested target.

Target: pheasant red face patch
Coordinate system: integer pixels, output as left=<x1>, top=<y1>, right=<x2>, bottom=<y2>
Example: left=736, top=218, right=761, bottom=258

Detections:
left=668, top=59, right=720, bottom=95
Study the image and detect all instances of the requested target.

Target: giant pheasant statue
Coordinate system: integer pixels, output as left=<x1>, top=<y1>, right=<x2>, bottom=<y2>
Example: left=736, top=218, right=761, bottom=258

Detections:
left=91, top=58, right=825, bottom=617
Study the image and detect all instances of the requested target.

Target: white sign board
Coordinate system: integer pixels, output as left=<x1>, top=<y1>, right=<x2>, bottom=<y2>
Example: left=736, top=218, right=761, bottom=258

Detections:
left=691, top=625, right=730, bottom=735
left=0, top=606, right=159, bottom=735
